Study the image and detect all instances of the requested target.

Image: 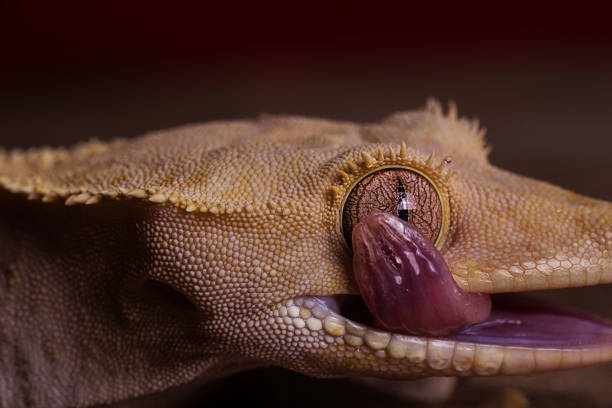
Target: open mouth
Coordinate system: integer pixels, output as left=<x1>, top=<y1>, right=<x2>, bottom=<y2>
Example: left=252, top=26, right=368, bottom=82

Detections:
left=277, top=212, right=612, bottom=376
left=280, top=291, right=612, bottom=377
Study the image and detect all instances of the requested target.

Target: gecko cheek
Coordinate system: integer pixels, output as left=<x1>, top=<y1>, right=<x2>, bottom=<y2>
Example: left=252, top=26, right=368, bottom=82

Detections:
left=352, top=212, right=491, bottom=337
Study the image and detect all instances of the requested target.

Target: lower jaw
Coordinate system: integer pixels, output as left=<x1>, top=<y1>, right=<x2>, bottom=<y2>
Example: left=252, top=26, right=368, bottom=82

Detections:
left=280, top=291, right=612, bottom=376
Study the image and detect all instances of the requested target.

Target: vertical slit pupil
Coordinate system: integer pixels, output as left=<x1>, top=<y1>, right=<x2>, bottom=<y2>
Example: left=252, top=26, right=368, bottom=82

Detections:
left=397, top=177, right=411, bottom=222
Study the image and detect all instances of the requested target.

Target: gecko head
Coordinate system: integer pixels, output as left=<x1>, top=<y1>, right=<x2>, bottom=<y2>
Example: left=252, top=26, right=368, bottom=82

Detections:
left=140, top=102, right=612, bottom=380
left=4, top=103, right=611, bottom=406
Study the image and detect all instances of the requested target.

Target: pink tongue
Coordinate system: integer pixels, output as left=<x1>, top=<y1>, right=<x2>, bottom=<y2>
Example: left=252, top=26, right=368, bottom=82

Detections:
left=352, top=212, right=491, bottom=336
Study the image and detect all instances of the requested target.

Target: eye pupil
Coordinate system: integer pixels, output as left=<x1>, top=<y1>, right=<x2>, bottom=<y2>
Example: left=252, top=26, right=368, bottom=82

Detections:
left=341, top=168, right=442, bottom=250
left=396, top=177, right=414, bottom=223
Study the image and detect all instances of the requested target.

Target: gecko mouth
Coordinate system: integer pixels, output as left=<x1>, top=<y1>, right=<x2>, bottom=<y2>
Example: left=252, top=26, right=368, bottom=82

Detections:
left=275, top=212, right=611, bottom=376
left=332, top=211, right=612, bottom=350
left=282, top=289, right=612, bottom=377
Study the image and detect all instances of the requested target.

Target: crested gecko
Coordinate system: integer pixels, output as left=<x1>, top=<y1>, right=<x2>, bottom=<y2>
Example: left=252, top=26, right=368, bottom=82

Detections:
left=0, top=100, right=610, bottom=407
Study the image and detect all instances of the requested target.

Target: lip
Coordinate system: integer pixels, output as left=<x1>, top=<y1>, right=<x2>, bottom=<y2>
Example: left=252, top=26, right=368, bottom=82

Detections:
left=274, top=291, right=612, bottom=376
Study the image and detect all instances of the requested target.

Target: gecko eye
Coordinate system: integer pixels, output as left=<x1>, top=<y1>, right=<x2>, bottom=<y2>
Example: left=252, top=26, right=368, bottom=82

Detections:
left=341, top=168, right=443, bottom=250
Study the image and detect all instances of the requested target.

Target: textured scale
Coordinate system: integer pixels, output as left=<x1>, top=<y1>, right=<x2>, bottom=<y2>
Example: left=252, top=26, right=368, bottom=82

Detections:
left=0, top=100, right=610, bottom=407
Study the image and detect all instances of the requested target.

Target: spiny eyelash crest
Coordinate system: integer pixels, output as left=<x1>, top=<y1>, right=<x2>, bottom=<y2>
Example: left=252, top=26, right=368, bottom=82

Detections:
left=329, top=142, right=453, bottom=205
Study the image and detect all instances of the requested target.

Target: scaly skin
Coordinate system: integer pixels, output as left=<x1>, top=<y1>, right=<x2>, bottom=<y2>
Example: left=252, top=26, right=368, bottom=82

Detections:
left=0, top=101, right=610, bottom=407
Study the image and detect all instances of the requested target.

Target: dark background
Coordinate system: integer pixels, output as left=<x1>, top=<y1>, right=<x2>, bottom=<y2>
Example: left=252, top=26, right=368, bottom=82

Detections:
left=1, top=1, right=611, bottom=406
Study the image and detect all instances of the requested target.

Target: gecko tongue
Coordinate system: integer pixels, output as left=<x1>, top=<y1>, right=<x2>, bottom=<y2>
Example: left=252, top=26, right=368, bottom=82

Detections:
left=352, top=212, right=492, bottom=336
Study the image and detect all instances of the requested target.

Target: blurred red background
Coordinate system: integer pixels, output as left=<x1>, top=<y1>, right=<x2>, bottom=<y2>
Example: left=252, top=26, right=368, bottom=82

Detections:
left=2, top=1, right=611, bottom=68
left=2, top=1, right=610, bottom=197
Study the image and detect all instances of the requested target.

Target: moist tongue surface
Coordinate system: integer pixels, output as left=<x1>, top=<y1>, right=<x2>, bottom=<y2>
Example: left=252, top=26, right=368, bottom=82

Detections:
left=351, top=212, right=492, bottom=337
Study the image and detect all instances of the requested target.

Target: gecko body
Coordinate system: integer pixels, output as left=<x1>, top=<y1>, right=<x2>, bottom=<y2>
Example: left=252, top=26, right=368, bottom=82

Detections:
left=0, top=101, right=611, bottom=407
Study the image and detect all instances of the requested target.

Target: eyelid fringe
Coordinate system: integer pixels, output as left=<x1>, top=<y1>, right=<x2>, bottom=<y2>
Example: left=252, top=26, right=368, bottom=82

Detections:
left=329, top=142, right=453, bottom=203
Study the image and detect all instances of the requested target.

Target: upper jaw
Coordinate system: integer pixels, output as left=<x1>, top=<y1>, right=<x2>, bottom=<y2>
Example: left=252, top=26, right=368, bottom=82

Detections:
left=446, top=171, right=612, bottom=294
